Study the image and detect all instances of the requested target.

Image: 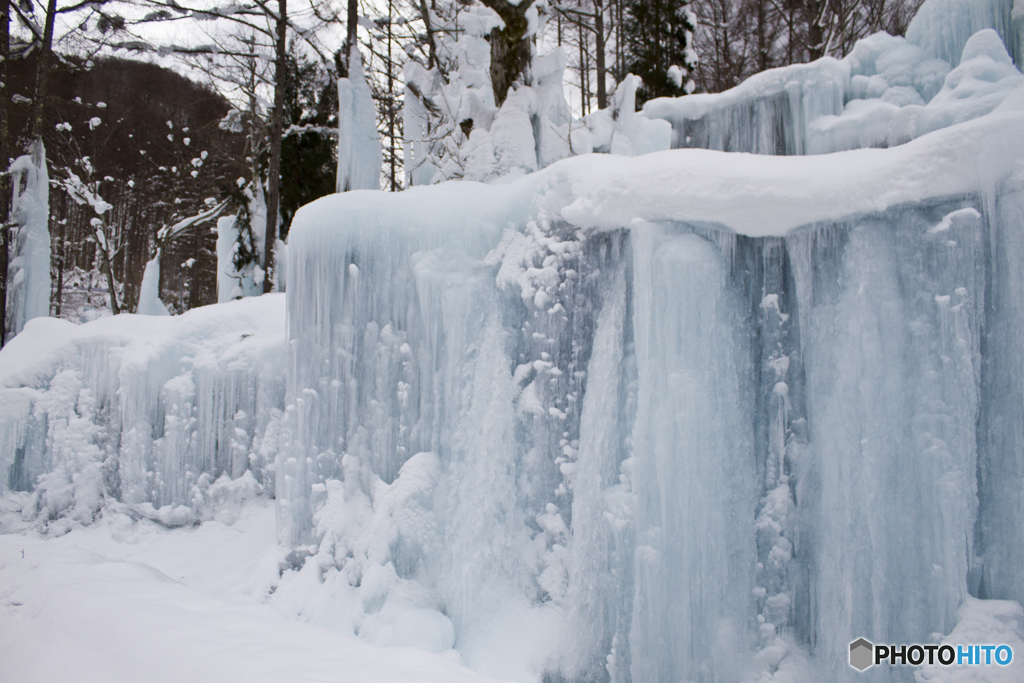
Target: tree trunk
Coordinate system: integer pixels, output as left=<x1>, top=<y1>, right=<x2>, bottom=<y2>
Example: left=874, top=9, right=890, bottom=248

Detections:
left=97, top=228, right=121, bottom=316
left=52, top=238, right=64, bottom=316
left=756, top=0, right=770, bottom=71
left=30, top=0, right=57, bottom=142
left=346, top=0, right=358, bottom=70
left=386, top=0, right=397, bottom=191
left=807, top=0, right=827, bottom=61
left=263, top=0, right=287, bottom=294
left=481, top=0, right=533, bottom=107
left=416, top=0, right=438, bottom=69
left=0, top=0, right=9, bottom=344
left=595, top=0, right=607, bottom=109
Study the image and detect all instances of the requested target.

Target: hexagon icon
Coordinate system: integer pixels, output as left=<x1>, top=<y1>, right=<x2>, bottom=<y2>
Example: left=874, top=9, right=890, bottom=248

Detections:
left=850, top=638, right=874, bottom=671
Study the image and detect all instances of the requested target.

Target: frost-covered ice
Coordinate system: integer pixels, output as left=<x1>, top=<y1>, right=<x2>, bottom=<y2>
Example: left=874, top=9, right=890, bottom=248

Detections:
left=4, top=3, right=1024, bottom=682
left=644, top=0, right=1024, bottom=157
left=337, top=48, right=382, bottom=192
left=0, top=295, right=286, bottom=532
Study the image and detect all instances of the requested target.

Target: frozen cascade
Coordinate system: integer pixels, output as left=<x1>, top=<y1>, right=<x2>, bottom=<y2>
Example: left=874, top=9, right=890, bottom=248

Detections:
left=628, top=225, right=756, bottom=682
left=273, top=170, right=1024, bottom=681
left=0, top=296, right=286, bottom=526
left=2, top=2, right=1024, bottom=681
left=907, top=0, right=1021, bottom=68
left=642, top=60, right=848, bottom=156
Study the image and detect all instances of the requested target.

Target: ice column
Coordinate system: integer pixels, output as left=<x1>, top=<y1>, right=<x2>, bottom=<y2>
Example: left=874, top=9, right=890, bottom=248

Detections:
left=337, top=47, right=383, bottom=192
left=6, top=140, right=51, bottom=337
left=799, top=206, right=983, bottom=680
left=629, top=224, right=756, bottom=683
left=975, top=187, right=1024, bottom=605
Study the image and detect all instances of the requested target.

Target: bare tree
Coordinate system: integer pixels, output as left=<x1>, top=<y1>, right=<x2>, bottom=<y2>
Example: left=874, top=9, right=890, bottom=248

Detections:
left=554, top=0, right=610, bottom=109
left=690, top=0, right=925, bottom=93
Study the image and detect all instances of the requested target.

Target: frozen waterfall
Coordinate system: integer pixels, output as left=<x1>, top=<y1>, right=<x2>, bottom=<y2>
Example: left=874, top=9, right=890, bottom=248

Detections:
left=2, top=1, right=1024, bottom=681
left=267, top=98, right=1024, bottom=679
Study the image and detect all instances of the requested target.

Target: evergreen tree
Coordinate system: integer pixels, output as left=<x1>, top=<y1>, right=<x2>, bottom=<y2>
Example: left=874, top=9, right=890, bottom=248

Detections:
left=275, top=47, right=338, bottom=240
left=622, top=0, right=697, bottom=106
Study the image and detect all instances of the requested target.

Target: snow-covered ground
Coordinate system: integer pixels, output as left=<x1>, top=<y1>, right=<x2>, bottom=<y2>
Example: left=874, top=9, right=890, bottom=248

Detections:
left=0, top=497, right=506, bottom=683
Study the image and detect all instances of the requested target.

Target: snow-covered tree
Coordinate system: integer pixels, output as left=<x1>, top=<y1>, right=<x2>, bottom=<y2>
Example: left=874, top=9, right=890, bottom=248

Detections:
left=404, top=0, right=581, bottom=185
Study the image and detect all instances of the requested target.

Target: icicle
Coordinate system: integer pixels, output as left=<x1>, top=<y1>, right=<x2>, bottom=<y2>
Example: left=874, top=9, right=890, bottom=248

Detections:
left=136, top=249, right=170, bottom=316
left=337, top=47, right=382, bottom=192
left=7, top=139, right=51, bottom=337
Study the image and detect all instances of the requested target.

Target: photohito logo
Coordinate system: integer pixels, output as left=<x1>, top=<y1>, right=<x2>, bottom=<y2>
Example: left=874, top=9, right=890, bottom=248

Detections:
left=849, top=638, right=1013, bottom=671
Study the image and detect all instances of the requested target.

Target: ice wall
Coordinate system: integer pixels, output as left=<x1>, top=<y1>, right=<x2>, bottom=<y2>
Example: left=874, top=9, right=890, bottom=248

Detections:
left=0, top=296, right=286, bottom=530
left=642, top=60, right=848, bottom=155
left=643, top=8, right=1023, bottom=158
left=279, top=90, right=1024, bottom=680
left=907, top=0, right=1021, bottom=68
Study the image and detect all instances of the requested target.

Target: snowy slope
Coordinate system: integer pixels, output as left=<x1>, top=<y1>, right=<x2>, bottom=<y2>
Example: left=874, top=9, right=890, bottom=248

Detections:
left=0, top=505, right=506, bottom=683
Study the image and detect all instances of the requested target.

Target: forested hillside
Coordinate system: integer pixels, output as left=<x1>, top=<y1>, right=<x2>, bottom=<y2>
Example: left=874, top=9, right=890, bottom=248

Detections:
left=8, top=56, right=245, bottom=316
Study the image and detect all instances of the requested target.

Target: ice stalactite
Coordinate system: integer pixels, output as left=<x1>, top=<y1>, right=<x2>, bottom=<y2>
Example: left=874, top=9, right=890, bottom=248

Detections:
left=136, top=250, right=170, bottom=316
left=6, top=140, right=51, bottom=338
left=337, top=47, right=382, bottom=192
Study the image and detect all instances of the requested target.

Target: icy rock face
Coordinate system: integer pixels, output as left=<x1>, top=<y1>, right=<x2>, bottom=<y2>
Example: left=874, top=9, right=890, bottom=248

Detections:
left=281, top=123, right=1024, bottom=681
left=0, top=296, right=286, bottom=531
left=644, top=18, right=1023, bottom=157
